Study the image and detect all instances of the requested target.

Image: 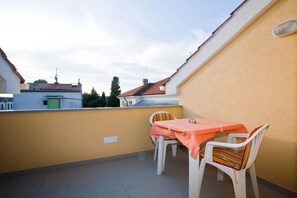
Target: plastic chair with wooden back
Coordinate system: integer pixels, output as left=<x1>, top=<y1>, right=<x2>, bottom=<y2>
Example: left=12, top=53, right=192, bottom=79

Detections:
left=199, top=124, right=270, bottom=198
left=149, top=111, right=178, bottom=171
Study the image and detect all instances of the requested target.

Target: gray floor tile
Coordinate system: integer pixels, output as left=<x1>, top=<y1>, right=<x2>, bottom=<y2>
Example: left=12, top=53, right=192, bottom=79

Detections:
left=95, top=178, right=124, bottom=196
left=40, top=169, right=69, bottom=191
left=258, top=183, right=292, bottom=198
left=67, top=182, right=96, bottom=198
left=0, top=176, right=19, bottom=197
left=1, top=149, right=294, bottom=198
left=125, top=183, right=159, bottom=198
left=162, top=187, right=188, bottom=198
left=119, top=174, right=147, bottom=189
left=97, top=190, right=128, bottom=198
left=92, top=170, right=119, bottom=183
left=68, top=170, right=93, bottom=187
left=6, top=173, right=44, bottom=198
left=36, top=186, right=67, bottom=198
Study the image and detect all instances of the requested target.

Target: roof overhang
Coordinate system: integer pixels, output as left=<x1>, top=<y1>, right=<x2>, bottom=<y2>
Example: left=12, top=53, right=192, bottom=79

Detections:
left=45, top=96, right=63, bottom=99
left=0, top=48, right=25, bottom=94
left=166, top=0, right=277, bottom=95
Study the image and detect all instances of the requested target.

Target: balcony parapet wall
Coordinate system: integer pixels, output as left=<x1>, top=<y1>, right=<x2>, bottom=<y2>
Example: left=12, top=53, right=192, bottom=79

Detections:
left=0, top=106, right=182, bottom=173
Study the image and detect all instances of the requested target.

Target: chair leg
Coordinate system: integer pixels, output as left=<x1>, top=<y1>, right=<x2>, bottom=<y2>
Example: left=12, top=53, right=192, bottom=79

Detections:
left=232, top=170, right=246, bottom=198
left=249, top=164, right=259, bottom=198
left=217, top=169, right=224, bottom=181
left=162, top=142, right=169, bottom=171
left=154, top=141, right=158, bottom=161
left=171, top=144, right=177, bottom=157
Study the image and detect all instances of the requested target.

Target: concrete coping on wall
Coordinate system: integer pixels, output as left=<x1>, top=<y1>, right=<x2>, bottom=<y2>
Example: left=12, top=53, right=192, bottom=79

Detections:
left=0, top=105, right=182, bottom=114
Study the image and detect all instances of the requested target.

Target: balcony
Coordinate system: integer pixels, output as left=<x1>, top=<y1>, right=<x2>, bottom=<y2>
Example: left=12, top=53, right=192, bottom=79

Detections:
left=0, top=107, right=294, bottom=197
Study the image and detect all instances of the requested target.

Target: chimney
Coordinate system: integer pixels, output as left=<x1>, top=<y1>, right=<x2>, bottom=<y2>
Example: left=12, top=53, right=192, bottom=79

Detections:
left=142, top=78, right=148, bottom=86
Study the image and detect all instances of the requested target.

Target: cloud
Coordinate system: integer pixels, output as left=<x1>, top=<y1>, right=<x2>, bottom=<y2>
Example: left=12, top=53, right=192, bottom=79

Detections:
left=130, top=28, right=210, bottom=80
left=0, top=1, right=211, bottom=94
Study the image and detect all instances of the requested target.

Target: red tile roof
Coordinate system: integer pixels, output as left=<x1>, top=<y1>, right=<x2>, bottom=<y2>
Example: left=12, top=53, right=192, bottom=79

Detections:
left=0, top=48, right=25, bottom=83
left=24, top=83, right=82, bottom=92
left=119, top=78, right=170, bottom=97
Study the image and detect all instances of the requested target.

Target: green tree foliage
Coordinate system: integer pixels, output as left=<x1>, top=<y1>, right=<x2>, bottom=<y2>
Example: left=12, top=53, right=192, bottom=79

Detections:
left=101, top=92, right=107, bottom=107
left=107, top=76, right=121, bottom=107
left=83, top=87, right=102, bottom=107
left=34, top=79, right=47, bottom=83
left=82, top=93, right=90, bottom=107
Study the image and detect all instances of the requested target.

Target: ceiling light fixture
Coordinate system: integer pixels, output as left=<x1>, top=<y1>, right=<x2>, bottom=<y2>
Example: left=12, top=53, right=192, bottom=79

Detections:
left=273, top=19, right=297, bottom=37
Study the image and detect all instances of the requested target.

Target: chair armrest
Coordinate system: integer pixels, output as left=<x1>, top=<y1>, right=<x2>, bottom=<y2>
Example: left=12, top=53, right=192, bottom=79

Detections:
left=227, top=133, right=249, bottom=143
left=204, top=141, right=247, bottom=161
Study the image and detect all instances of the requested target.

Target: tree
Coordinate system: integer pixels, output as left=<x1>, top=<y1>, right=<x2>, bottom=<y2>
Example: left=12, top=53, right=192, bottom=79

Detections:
left=101, top=92, right=107, bottom=107
left=107, top=76, right=121, bottom=107
left=83, top=87, right=101, bottom=107
left=34, top=79, right=47, bottom=83
left=82, top=92, right=90, bottom=107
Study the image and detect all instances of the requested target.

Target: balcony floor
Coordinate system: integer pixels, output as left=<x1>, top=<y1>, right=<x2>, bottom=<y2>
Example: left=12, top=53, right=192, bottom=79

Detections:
left=0, top=148, right=292, bottom=198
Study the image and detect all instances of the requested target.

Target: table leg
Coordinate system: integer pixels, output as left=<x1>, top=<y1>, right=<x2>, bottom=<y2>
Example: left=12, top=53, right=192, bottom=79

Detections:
left=157, top=136, right=164, bottom=175
left=189, top=150, right=200, bottom=198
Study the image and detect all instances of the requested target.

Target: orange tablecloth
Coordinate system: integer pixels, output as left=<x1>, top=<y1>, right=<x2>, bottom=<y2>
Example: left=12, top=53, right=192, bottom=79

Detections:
left=150, top=118, right=247, bottom=159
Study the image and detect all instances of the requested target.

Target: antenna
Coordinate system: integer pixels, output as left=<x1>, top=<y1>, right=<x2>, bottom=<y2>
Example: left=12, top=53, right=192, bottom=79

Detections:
left=54, top=67, right=61, bottom=84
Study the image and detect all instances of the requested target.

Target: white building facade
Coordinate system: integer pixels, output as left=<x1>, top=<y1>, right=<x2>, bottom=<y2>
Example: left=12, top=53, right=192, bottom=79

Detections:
left=13, top=83, right=82, bottom=110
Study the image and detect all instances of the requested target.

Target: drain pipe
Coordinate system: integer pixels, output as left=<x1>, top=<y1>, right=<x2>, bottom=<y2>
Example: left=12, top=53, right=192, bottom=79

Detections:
left=124, top=96, right=129, bottom=106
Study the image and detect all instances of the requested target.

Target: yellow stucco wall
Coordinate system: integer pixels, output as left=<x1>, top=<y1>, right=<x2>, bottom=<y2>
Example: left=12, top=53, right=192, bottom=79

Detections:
left=0, top=106, right=182, bottom=173
left=179, top=0, right=297, bottom=192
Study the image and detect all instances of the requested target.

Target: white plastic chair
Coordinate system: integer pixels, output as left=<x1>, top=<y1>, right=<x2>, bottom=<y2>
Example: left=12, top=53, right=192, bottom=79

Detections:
left=149, top=111, right=178, bottom=171
left=199, top=124, right=270, bottom=198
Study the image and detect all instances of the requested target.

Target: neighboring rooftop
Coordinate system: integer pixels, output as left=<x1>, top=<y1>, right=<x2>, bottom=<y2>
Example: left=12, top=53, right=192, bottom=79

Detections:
left=22, top=83, right=82, bottom=92
left=0, top=48, right=25, bottom=83
left=119, top=78, right=170, bottom=97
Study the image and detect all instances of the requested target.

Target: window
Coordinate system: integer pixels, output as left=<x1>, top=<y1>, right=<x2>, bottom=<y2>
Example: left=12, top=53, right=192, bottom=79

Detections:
left=129, top=101, right=132, bottom=106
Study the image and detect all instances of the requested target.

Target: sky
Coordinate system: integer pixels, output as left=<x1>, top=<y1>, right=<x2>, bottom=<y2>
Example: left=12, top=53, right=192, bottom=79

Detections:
left=0, top=0, right=243, bottom=95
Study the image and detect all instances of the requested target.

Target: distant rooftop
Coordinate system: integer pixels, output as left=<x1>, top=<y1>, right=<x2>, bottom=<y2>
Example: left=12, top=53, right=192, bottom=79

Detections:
left=119, top=78, right=170, bottom=97
left=22, top=83, right=82, bottom=92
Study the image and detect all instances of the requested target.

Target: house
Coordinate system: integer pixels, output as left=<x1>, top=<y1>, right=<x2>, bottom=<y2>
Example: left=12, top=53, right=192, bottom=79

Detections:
left=0, top=48, right=25, bottom=94
left=164, top=0, right=297, bottom=193
left=118, top=78, right=179, bottom=107
left=13, top=82, right=82, bottom=110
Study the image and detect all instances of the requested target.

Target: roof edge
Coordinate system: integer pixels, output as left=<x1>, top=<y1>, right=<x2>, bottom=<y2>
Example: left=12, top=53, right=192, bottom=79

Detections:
left=0, top=48, right=25, bottom=83
left=166, top=0, right=278, bottom=95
